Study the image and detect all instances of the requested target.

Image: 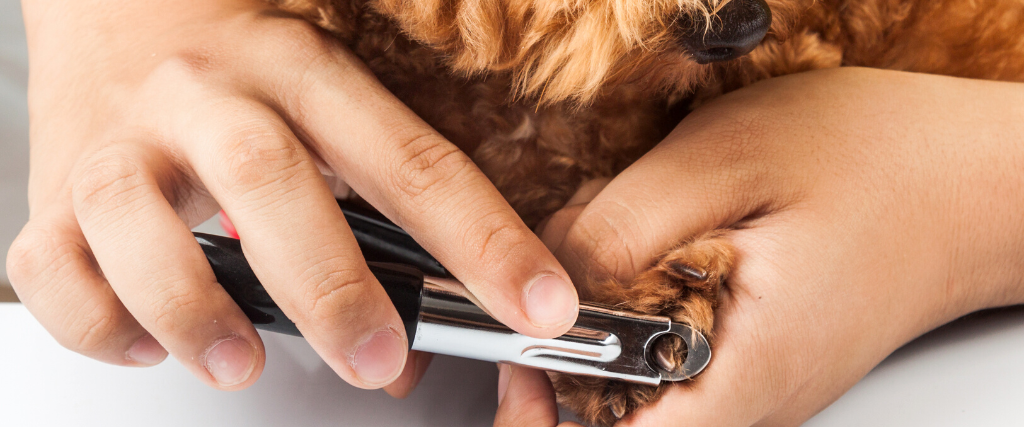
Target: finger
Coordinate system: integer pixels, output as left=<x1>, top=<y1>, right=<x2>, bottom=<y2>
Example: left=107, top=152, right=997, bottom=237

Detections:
left=536, top=178, right=610, bottom=250
left=538, top=204, right=587, bottom=251
left=6, top=203, right=167, bottom=367
left=272, top=49, right=579, bottom=339
left=553, top=119, right=784, bottom=284
left=494, top=364, right=583, bottom=427
left=383, top=351, right=433, bottom=399
left=70, top=142, right=266, bottom=389
left=179, top=96, right=407, bottom=388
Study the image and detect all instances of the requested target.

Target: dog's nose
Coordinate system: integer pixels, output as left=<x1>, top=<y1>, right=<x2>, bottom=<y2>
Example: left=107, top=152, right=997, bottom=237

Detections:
left=678, top=0, right=772, bottom=64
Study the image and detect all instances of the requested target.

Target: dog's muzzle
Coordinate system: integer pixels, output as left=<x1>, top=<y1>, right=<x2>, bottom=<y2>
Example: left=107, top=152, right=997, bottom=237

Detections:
left=679, top=0, right=772, bottom=64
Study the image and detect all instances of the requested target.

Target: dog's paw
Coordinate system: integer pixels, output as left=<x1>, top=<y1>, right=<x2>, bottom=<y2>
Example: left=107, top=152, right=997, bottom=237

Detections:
left=553, top=231, right=733, bottom=426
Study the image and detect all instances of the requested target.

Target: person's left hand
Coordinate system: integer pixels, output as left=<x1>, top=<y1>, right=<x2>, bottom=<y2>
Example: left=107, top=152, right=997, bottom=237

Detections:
left=494, top=67, right=1024, bottom=426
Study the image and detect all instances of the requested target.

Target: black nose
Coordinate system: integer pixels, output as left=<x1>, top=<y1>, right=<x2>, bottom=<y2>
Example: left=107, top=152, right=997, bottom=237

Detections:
left=678, top=0, right=772, bottom=64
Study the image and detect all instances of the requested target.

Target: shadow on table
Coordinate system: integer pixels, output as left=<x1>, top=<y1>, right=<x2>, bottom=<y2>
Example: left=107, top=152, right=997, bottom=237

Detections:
left=882, top=304, right=1024, bottom=368
left=806, top=304, right=1024, bottom=426
left=0, top=283, right=18, bottom=302
left=239, top=332, right=499, bottom=426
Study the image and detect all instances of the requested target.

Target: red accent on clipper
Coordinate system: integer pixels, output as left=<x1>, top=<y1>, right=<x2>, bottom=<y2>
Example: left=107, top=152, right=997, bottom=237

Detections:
left=219, top=210, right=239, bottom=239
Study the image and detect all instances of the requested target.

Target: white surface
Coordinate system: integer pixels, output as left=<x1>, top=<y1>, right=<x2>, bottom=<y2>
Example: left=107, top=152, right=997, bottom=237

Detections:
left=0, top=303, right=498, bottom=427
left=806, top=308, right=1024, bottom=426
left=3, top=303, right=1024, bottom=426
left=2, top=0, right=1024, bottom=425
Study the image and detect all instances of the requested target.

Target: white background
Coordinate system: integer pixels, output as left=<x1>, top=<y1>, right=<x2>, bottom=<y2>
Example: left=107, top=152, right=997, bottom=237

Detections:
left=1, top=1, right=1022, bottom=425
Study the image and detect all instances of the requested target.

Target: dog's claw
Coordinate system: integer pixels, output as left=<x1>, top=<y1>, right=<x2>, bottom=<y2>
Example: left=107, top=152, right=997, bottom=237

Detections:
left=669, top=262, right=708, bottom=281
left=655, top=347, right=677, bottom=372
left=610, top=399, right=626, bottom=419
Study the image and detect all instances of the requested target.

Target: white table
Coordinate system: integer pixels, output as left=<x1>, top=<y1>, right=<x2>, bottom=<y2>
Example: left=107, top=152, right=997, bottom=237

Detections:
left=0, top=303, right=500, bottom=427
left=2, top=302, right=1023, bottom=426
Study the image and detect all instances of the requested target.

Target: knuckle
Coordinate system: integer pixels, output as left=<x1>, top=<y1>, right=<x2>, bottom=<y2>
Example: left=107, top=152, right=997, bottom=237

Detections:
left=566, top=207, right=640, bottom=280
left=59, top=304, right=124, bottom=355
left=462, top=210, right=532, bottom=266
left=214, top=123, right=310, bottom=198
left=147, top=50, right=225, bottom=89
left=147, top=283, right=204, bottom=336
left=387, top=132, right=472, bottom=203
left=164, top=50, right=219, bottom=78
left=5, top=228, right=50, bottom=288
left=150, top=18, right=335, bottom=88
left=251, top=17, right=351, bottom=110
left=71, top=152, right=148, bottom=219
left=6, top=228, right=82, bottom=298
left=8, top=225, right=134, bottom=358
left=265, top=18, right=334, bottom=61
left=299, top=263, right=371, bottom=326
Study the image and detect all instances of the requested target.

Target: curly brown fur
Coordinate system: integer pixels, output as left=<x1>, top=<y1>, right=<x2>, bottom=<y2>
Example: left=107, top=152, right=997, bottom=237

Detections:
left=552, top=232, right=733, bottom=426
left=268, top=0, right=1024, bottom=424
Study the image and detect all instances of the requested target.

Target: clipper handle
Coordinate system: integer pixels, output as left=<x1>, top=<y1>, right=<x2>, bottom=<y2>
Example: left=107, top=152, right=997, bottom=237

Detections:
left=193, top=232, right=425, bottom=346
left=338, top=199, right=449, bottom=278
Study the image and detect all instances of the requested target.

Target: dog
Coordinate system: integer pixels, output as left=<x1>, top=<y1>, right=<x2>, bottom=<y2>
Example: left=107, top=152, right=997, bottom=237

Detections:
left=267, top=0, right=1024, bottom=424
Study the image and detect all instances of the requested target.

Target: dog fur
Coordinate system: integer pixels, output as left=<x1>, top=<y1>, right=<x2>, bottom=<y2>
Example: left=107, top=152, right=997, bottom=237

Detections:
left=267, top=0, right=1024, bottom=424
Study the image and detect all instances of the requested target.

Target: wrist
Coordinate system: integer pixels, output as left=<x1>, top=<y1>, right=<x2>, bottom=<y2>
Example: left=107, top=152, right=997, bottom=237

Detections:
left=942, top=79, right=1024, bottom=316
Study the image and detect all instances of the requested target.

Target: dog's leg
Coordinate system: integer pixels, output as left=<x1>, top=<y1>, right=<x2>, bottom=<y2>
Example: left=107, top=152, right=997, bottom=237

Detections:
left=553, top=231, right=733, bottom=426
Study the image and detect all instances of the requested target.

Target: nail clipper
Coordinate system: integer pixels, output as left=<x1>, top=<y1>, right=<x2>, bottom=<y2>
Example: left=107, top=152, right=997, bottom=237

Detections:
left=193, top=201, right=710, bottom=385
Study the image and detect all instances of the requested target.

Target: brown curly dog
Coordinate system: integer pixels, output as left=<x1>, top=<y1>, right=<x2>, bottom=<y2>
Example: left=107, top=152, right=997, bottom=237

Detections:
left=267, top=0, right=1024, bottom=424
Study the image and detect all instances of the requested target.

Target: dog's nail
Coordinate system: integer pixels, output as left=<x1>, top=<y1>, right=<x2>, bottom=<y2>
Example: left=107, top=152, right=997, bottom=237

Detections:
left=610, top=399, right=627, bottom=419
left=655, top=347, right=678, bottom=372
left=653, top=334, right=687, bottom=373
left=670, top=262, right=708, bottom=281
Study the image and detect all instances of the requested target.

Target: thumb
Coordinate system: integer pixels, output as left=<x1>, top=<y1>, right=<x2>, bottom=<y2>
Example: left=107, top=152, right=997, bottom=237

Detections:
left=552, top=131, right=776, bottom=286
left=494, top=364, right=583, bottom=427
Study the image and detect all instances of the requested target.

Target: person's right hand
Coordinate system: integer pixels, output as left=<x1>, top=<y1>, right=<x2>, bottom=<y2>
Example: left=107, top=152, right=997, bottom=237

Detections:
left=7, top=0, right=578, bottom=395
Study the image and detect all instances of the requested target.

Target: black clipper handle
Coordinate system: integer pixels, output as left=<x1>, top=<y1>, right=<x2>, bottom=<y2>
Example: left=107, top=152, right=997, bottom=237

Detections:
left=194, top=232, right=425, bottom=346
left=338, top=199, right=449, bottom=278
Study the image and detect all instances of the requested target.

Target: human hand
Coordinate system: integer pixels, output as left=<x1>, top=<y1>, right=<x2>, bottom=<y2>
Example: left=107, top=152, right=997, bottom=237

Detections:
left=495, top=68, right=1024, bottom=426
left=7, top=0, right=578, bottom=395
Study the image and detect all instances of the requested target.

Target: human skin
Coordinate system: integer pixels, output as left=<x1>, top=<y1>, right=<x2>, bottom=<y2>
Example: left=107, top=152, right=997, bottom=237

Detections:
left=7, top=0, right=580, bottom=396
left=494, top=68, right=1024, bottom=426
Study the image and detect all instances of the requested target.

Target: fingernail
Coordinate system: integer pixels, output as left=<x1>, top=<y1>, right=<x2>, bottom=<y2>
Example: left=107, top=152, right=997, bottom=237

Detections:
left=204, top=335, right=256, bottom=387
left=126, top=334, right=167, bottom=366
left=522, top=275, right=578, bottom=328
left=497, top=364, right=511, bottom=405
left=352, top=328, right=406, bottom=387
